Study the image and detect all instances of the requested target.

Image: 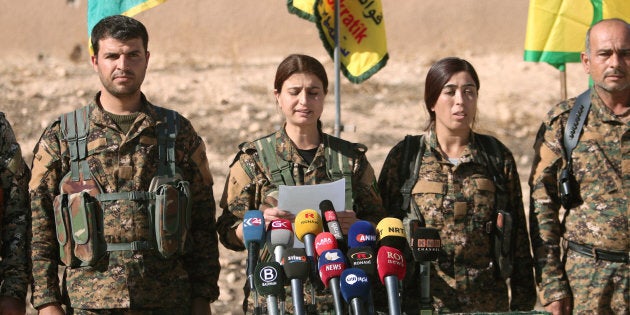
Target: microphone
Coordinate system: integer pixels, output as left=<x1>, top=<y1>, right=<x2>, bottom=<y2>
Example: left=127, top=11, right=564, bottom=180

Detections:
left=376, top=217, right=408, bottom=251
left=268, top=218, right=293, bottom=263
left=347, top=246, right=377, bottom=315
left=281, top=248, right=309, bottom=315
left=410, top=227, right=442, bottom=313
left=294, top=209, right=324, bottom=307
left=254, top=262, right=287, bottom=315
left=377, top=246, right=406, bottom=315
left=340, top=268, right=371, bottom=315
left=314, top=232, right=338, bottom=257
left=346, top=246, right=376, bottom=280
left=348, top=220, right=378, bottom=249
left=294, top=209, right=323, bottom=258
left=319, top=199, right=347, bottom=253
left=243, top=210, right=266, bottom=315
left=348, top=220, right=378, bottom=314
left=410, top=227, right=441, bottom=262
left=318, top=249, right=347, bottom=315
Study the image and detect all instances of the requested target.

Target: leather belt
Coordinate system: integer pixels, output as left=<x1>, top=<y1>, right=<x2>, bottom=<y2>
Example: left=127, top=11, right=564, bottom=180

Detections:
left=567, top=240, right=628, bottom=263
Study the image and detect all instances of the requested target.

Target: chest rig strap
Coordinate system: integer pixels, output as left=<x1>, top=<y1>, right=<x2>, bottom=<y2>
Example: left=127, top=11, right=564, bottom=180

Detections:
left=61, top=106, right=91, bottom=181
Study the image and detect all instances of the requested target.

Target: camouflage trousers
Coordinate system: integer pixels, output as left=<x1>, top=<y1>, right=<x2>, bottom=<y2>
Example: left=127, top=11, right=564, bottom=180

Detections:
left=565, top=249, right=629, bottom=314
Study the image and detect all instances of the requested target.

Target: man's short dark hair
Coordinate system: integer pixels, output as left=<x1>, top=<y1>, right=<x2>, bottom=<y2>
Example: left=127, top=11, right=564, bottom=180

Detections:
left=91, top=15, right=149, bottom=56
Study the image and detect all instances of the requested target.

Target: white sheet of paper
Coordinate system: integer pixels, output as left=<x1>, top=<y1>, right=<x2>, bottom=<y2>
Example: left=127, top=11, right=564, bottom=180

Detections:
left=277, top=178, right=346, bottom=248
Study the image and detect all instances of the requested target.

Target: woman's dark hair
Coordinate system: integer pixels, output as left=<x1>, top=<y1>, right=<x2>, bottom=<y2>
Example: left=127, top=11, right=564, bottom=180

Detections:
left=274, top=54, right=328, bottom=94
left=423, top=57, right=480, bottom=131
left=91, top=15, right=149, bottom=56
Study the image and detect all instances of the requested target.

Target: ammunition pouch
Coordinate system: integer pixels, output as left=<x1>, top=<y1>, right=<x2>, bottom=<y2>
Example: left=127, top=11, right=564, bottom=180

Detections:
left=53, top=172, right=106, bottom=267
left=492, top=210, right=513, bottom=279
left=559, top=167, right=581, bottom=209
left=150, top=175, right=192, bottom=259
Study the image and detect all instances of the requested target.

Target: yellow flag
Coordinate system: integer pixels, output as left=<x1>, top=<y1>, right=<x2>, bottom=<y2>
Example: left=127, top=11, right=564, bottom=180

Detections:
left=524, top=0, right=630, bottom=70
left=314, top=0, right=388, bottom=83
left=287, top=0, right=316, bottom=22
left=88, top=0, right=167, bottom=54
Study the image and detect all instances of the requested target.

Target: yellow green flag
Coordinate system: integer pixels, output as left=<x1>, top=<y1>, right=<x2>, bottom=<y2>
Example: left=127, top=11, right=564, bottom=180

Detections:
left=287, top=0, right=316, bottom=22
left=524, top=0, right=630, bottom=70
left=313, top=0, right=388, bottom=83
left=87, top=0, right=167, bottom=54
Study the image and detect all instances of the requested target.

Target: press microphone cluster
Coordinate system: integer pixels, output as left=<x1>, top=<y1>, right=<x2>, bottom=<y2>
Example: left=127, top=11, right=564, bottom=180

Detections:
left=244, top=204, right=441, bottom=315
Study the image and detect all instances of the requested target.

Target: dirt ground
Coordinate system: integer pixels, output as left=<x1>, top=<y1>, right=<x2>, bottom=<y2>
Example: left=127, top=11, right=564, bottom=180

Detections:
left=1, top=1, right=592, bottom=314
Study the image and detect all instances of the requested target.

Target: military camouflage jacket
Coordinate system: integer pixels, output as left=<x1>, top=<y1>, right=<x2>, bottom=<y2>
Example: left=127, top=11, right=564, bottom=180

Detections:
left=0, top=113, right=30, bottom=302
left=217, top=127, right=385, bottom=250
left=378, top=130, right=536, bottom=312
left=29, top=93, right=220, bottom=309
left=217, top=127, right=385, bottom=313
left=529, top=89, right=629, bottom=305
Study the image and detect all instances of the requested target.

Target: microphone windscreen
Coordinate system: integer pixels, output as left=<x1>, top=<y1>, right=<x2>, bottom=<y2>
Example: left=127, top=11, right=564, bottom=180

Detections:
left=410, top=227, right=442, bottom=262
left=340, top=268, right=371, bottom=302
left=346, top=246, right=376, bottom=279
left=319, top=199, right=336, bottom=213
left=268, top=219, right=293, bottom=248
left=318, top=249, right=346, bottom=287
left=243, top=210, right=266, bottom=247
left=254, top=261, right=286, bottom=296
left=348, top=220, right=377, bottom=249
left=294, top=209, right=323, bottom=242
left=314, top=232, right=338, bottom=256
left=376, top=246, right=406, bottom=284
left=376, top=217, right=407, bottom=250
left=269, top=218, right=293, bottom=232
left=281, top=248, right=309, bottom=281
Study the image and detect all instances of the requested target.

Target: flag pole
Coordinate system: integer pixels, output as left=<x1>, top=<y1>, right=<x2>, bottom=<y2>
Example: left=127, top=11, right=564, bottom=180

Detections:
left=559, top=68, right=567, bottom=100
left=333, top=0, right=341, bottom=137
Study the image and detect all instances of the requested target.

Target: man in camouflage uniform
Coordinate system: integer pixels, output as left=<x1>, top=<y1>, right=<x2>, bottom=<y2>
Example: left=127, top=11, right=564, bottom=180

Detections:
left=0, top=113, right=30, bottom=314
left=529, top=18, right=629, bottom=314
left=29, top=15, right=220, bottom=314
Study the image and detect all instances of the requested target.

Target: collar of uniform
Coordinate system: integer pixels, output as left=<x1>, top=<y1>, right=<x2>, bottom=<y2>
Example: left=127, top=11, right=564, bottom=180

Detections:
left=590, top=88, right=627, bottom=124
left=427, top=128, right=478, bottom=164
left=277, top=124, right=327, bottom=168
left=90, top=92, right=161, bottom=134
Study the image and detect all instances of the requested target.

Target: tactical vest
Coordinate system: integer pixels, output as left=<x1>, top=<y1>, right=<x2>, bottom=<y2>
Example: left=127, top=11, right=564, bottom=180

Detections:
left=248, top=132, right=356, bottom=210
left=399, top=133, right=515, bottom=279
left=52, top=106, right=191, bottom=267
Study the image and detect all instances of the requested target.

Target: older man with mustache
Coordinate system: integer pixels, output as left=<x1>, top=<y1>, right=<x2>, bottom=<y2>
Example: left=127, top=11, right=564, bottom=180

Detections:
left=529, top=18, right=630, bottom=315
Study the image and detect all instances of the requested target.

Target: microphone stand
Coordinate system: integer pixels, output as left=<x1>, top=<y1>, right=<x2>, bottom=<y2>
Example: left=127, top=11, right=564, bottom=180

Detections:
left=384, top=275, right=401, bottom=315
left=329, top=277, right=345, bottom=315
left=248, top=242, right=262, bottom=315
left=419, top=261, right=432, bottom=315
left=266, top=295, right=279, bottom=315
left=290, top=278, right=306, bottom=315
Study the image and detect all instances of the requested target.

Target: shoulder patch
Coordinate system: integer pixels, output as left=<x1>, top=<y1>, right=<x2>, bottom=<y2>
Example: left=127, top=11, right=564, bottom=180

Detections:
left=546, top=99, right=573, bottom=124
left=226, top=162, right=254, bottom=204
left=238, top=141, right=257, bottom=153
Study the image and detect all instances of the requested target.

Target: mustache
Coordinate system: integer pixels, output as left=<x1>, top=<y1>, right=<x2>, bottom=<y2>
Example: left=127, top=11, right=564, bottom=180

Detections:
left=604, top=69, right=626, bottom=77
left=112, top=70, right=134, bottom=79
